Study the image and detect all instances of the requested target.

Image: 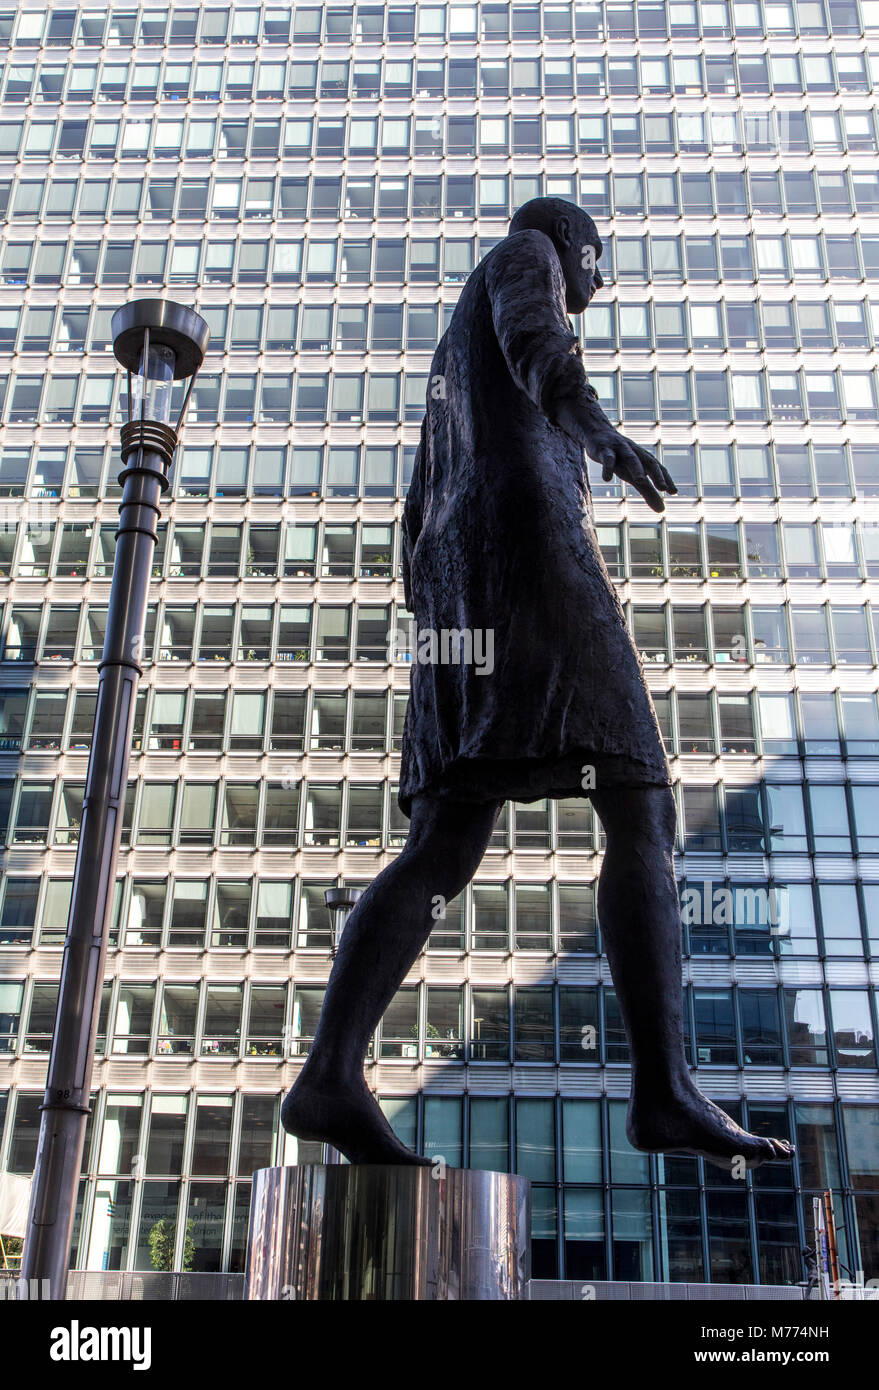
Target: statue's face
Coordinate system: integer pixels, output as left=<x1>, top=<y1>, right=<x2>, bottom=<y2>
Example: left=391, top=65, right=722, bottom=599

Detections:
left=555, top=219, right=604, bottom=314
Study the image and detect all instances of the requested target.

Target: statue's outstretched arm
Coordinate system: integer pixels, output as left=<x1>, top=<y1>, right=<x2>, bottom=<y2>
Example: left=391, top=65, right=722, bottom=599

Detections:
left=400, top=414, right=427, bottom=610
left=486, top=230, right=676, bottom=513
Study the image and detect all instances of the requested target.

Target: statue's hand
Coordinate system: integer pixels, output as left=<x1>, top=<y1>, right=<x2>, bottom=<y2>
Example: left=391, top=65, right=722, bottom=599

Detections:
left=552, top=402, right=676, bottom=513
left=594, top=430, right=678, bottom=514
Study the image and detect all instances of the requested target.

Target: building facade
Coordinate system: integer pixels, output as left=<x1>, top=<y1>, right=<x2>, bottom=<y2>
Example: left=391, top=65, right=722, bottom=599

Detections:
left=0, top=0, right=878, bottom=1284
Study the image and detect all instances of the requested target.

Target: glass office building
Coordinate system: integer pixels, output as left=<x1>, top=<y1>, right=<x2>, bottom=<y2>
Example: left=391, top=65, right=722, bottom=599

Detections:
left=0, top=0, right=878, bottom=1286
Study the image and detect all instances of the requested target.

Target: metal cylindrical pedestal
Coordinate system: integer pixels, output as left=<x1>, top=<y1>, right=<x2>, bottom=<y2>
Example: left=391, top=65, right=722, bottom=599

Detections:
left=245, top=1165, right=530, bottom=1301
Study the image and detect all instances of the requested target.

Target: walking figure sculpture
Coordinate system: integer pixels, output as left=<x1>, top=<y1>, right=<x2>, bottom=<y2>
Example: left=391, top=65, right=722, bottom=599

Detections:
left=282, top=198, right=793, bottom=1171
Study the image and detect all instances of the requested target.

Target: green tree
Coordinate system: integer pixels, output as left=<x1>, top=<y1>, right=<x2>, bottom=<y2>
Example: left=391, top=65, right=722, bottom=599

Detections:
left=148, top=1218, right=195, bottom=1271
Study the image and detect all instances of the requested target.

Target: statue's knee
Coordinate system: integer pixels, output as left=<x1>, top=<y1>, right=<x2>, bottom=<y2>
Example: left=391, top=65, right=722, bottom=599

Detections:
left=651, top=785, right=677, bottom=839
left=406, top=797, right=498, bottom=895
left=627, top=786, right=676, bottom=843
left=446, top=815, right=499, bottom=891
left=595, top=785, right=676, bottom=843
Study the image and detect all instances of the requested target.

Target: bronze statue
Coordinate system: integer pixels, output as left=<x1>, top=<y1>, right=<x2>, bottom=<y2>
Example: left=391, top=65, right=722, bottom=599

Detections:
left=282, top=198, right=793, bottom=1171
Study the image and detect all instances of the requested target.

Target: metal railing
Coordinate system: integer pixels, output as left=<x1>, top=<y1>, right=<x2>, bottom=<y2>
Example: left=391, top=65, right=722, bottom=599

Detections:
left=0, top=1272, right=824, bottom=1301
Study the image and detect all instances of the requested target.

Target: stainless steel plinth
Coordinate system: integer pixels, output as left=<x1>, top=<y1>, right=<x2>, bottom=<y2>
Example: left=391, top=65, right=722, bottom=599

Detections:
left=244, top=1165, right=530, bottom=1301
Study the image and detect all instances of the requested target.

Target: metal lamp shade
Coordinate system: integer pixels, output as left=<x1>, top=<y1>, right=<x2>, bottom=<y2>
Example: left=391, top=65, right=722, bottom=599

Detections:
left=112, top=299, right=210, bottom=433
left=325, top=886, right=363, bottom=954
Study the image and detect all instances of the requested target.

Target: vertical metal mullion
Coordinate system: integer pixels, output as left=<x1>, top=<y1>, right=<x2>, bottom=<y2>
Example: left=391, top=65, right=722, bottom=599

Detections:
left=698, top=1160, right=711, bottom=1284
left=221, top=1091, right=244, bottom=1272
left=602, top=1097, right=613, bottom=1281
left=174, top=1088, right=196, bottom=1272
left=553, top=1094, right=564, bottom=1280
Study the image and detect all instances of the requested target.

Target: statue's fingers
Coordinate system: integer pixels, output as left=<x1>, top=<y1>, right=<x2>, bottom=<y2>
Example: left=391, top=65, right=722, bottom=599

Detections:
left=594, top=444, right=617, bottom=481
left=631, top=441, right=661, bottom=470
left=632, top=474, right=666, bottom=513
left=634, top=448, right=678, bottom=498
left=631, top=443, right=669, bottom=490
left=619, top=443, right=648, bottom=485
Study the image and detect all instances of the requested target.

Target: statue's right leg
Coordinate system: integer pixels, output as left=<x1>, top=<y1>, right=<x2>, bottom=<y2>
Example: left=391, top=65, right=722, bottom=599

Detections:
left=590, top=784, right=793, bottom=1170
left=281, top=793, right=503, bottom=1164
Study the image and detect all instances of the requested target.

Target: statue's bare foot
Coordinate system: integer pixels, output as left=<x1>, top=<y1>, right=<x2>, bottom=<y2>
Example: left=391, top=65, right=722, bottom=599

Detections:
left=627, top=1081, right=794, bottom=1171
left=281, top=1072, right=433, bottom=1166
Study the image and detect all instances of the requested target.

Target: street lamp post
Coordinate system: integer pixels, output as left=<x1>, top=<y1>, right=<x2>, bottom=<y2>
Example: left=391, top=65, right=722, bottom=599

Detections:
left=21, top=300, right=209, bottom=1299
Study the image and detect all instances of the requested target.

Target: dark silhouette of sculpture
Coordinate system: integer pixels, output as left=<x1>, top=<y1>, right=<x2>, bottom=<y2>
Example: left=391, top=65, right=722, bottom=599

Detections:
left=282, top=198, right=793, bottom=1171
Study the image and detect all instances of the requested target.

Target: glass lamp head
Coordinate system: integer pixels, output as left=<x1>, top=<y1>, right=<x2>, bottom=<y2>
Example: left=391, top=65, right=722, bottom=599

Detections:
left=325, top=886, right=364, bottom=955
left=111, top=299, right=210, bottom=431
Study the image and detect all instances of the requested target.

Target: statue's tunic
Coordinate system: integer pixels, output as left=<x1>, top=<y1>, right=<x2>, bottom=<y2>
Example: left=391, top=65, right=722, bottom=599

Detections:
left=398, top=229, right=672, bottom=817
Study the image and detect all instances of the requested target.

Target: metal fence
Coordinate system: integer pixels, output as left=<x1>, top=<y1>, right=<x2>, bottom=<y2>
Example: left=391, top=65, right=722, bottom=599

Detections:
left=529, top=1280, right=809, bottom=1301
left=1, top=1271, right=821, bottom=1300
left=1, top=1272, right=246, bottom=1301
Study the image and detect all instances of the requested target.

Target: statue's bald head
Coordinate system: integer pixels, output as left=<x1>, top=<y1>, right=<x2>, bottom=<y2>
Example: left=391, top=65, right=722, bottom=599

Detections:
left=508, top=197, right=604, bottom=314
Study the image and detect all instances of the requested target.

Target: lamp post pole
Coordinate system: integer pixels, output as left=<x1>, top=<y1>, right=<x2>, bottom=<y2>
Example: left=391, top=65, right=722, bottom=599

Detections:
left=20, top=301, right=209, bottom=1299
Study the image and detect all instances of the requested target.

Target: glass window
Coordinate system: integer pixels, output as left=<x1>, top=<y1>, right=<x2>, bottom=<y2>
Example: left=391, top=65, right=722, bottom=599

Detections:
left=842, top=1107, right=879, bottom=1189
left=767, top=783, right=806, bottom=845
left=426, top=987, right=464, bottom=1060
left=819, top=881, right=863, bottom=955
left=830, top=992, right=875, bottom=1067
left=784, top=987, right=828, bottom=1065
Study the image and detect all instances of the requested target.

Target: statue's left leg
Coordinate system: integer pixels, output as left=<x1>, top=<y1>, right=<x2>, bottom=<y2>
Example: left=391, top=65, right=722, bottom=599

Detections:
left=589, top=784, right=793, bottom=1170
left=281, top=793, right=503, bottom=1164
